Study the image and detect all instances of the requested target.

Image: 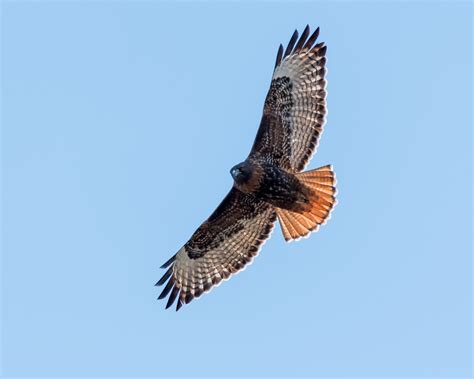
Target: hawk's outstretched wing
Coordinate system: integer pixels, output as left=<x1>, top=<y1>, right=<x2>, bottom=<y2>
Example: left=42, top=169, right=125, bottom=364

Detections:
left=250, top=25, right=328, bottom=172
left=156, top=188, right=276, bottom=311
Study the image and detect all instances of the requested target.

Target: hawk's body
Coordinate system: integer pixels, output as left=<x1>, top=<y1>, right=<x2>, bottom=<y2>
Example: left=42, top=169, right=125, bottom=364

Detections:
left=232, top=159, right=312, bottom=212
left=156, top=26, right=337, bottom=310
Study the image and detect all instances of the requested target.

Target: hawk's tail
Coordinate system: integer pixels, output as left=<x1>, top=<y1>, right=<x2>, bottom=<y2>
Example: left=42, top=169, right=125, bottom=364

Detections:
left=276, top=165, right=337, bottom=242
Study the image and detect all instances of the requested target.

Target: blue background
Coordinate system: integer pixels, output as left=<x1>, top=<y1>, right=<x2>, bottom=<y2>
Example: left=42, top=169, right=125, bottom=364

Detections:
left=1, top=1, right=472, bottom=377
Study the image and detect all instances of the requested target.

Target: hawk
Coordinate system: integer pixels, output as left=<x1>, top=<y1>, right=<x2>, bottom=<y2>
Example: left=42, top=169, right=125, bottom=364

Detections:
left=156, top=26, right=337, bottom=310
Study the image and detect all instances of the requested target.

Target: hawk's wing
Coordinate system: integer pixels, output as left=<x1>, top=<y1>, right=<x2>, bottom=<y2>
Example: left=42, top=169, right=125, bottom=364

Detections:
left=250, top=25, right=328, bottom=172
left=156, top=188, right=276, bottom=311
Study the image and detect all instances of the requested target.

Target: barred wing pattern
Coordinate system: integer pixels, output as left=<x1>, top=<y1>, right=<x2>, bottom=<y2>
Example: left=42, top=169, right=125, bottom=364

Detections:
left=156, top=188, right=276, bottom=311
left=251, top=25, right=328, bottom=172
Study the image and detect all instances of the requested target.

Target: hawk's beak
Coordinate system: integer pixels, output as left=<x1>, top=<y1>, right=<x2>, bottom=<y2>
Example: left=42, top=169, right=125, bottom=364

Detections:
left=231, top=167, right=241, bottom=179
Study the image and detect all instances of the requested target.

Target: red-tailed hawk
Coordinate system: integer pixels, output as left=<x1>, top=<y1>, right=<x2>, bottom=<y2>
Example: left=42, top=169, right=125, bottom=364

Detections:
left=156, top=26, right=337, bottom=310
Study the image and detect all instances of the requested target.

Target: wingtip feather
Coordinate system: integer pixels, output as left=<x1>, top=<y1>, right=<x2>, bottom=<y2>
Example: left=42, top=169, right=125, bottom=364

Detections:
left=165, top=286, right=179, bottom=309
left=303, top=26, right=320, bottom=51
left=283, top=29, right=299, bottom=58
left=294, top=25, right=310, bottom=53
left=158, top=277, right=175, bottom=299
left=274, top=44, right=284, bottom=69
left=160, top=254, right=176, bottom=269
left=155, top=266, right=172, bottom=287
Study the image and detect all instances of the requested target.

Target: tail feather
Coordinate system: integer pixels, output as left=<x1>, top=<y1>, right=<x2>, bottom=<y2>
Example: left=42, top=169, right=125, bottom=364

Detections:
left=280, top=211, right=301, bottom=237
left=276, top=165, right=337, bottom=242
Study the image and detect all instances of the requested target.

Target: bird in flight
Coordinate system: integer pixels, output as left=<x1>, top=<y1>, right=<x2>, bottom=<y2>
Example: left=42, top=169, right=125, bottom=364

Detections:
left=156, top=25, right=337, bottom=311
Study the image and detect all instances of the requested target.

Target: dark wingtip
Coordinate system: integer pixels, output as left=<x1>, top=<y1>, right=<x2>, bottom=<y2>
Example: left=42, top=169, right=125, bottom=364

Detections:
left=318, top=45, right=327, bottom=57
left=303, top=26, right=320, bottom=51
left=274, top=44, right=284, bottom=69
left=185, top=292, right=193, bottom=304
left=155, top=266, right=173, bottom=287
left=275, top=26, right=323, bottom=68
left=160, top=253, right=176, bottom=269
left=283, top=29, right=299, bottom=58
left=158, top=276, right=175, bottom=299
left=294, top=25, right=310, bottom=53
left=165, top=286, right=179, bottom=309
left=176, top=298, right=183, bottom=311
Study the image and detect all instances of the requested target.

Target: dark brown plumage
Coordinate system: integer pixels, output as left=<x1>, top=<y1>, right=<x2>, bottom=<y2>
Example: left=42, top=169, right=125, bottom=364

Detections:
left=156, top=26, right=337, bottom=311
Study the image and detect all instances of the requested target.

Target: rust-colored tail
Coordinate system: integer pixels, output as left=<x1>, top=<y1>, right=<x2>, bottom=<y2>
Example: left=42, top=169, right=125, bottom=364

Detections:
left=276, top=165, right=337, bottom=242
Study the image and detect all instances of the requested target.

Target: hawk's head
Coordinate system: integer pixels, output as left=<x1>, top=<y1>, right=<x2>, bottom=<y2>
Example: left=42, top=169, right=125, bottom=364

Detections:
left=230, top=162, right=251, bottom=183
left=230, top=161, right=262, bottom=193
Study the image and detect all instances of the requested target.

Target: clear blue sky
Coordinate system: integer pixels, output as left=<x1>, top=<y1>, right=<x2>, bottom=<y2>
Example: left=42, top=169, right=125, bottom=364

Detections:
left=1, top=1, right=472, bottom=378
